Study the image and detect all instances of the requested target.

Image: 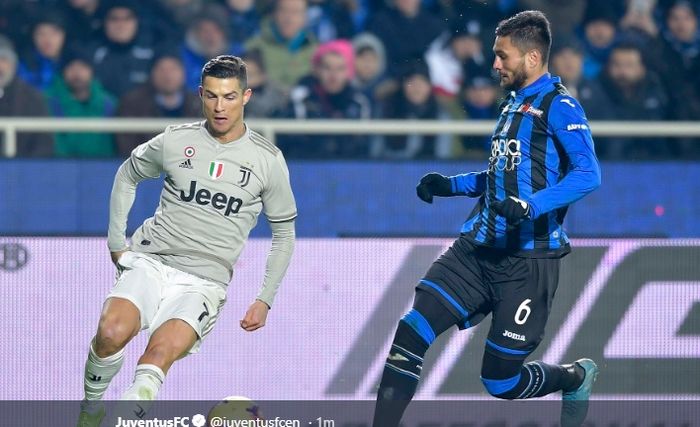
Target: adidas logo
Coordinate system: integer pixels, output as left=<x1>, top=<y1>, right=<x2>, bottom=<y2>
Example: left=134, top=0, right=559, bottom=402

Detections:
left=178, top=159, right=193, bottom=169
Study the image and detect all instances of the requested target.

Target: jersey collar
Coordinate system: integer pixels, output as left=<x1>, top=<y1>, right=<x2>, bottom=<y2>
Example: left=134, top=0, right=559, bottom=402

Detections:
left=201, top=121, right=251, bottom=147
left=514, top=73, right=560, bottom=98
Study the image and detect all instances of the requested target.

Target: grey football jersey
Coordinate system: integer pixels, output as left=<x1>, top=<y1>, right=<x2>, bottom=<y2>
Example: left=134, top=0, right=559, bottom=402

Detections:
left=108, top=121, right=297, bottom=286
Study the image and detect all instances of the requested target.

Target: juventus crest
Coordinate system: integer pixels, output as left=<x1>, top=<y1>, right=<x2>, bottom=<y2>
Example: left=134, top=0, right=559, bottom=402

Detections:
left=238, top=167, right=251, bottom=187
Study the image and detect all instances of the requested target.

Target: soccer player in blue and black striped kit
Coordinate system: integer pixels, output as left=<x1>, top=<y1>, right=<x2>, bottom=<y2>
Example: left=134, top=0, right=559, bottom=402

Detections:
left=373, top=11, right=602, bottom=427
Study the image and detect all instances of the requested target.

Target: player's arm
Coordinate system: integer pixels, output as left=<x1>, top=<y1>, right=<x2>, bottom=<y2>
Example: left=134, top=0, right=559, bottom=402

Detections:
left=416, top=171, right=487, bottom=203
left=526, top=96, right=601, bottom=218
left=256, top=219, right=296, bottom=307
left=240, top=151, right=297, bottom=331
left=450, top=171, right=488, bottom=197
left=106, top=133, right=165, bottom=259
left=240, top=219, right=296, bottom=331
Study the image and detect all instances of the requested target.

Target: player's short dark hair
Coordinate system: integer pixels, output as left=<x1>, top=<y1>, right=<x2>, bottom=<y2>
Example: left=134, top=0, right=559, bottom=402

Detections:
left=495, top=10, right=552, bottom=64
left=201, top=55, right=248, bottom=88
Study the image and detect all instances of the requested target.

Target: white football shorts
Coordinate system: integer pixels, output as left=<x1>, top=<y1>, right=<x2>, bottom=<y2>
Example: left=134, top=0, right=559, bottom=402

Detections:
left=107, top=251, right=227, bottom=354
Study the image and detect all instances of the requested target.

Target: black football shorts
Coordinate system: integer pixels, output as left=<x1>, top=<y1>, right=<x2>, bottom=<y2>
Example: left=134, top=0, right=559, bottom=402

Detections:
left=417, top=236, right=560, bottom=358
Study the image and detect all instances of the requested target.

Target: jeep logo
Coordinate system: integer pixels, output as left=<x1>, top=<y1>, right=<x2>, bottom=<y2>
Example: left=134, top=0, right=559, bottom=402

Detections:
left=180, top=180, right=242, bottom=216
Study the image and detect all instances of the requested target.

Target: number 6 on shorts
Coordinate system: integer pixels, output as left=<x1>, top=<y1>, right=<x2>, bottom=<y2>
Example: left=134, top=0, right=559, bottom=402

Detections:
left=514, top=299, right=532, bottom=325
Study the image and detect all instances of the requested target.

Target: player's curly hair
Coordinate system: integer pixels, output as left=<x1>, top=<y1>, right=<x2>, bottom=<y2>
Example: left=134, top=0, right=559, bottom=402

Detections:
left=495, top=10, right=552, bottom=64
left=201, top=55, right=248, bottom=88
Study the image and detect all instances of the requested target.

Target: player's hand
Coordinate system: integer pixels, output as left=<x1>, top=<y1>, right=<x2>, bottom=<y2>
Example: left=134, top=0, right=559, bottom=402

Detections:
left=491, top=196, right=531, bottom=222
left=110, top=250, right=127, bottom=266
left=240, top=300, right=269, bottom=332
left=416, top=173, right=452, bottom=204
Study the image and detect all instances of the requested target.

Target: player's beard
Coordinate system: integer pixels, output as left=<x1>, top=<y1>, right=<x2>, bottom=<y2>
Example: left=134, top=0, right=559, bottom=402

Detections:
left=502, top=61, right=528, bottom=91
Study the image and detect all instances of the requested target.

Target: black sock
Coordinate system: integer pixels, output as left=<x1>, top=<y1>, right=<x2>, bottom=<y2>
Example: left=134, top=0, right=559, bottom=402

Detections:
left=373, top=290, right=458, bottom=427
left=481, top=349, right=587, bottom=400
left=373, top=321, right=428, bottom=427
left=503, top=361, right=583, bottom=399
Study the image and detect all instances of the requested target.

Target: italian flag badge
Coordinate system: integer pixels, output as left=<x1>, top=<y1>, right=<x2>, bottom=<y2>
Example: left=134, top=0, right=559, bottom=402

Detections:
left=209, top=161, right=224, bottom=180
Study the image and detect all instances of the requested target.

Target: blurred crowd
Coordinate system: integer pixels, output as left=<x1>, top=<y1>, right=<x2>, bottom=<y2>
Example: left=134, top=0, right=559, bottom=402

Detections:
left=0, top=0, right=698, bottom=160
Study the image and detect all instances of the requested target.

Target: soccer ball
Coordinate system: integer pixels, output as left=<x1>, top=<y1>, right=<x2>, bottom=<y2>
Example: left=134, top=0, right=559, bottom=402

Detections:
left=207, top=396, right=263, bottom=423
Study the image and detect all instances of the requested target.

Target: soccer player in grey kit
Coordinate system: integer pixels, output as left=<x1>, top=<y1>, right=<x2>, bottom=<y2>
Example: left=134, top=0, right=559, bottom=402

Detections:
left=77, top=55, right=297, bottom=426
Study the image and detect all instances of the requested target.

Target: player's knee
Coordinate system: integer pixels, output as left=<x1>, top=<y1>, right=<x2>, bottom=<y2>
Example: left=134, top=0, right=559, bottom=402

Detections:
left=480, top=374, right=522, bottom=400
left=96, top=314, right=138, bottom=356
left=480, top=350, right=527, bottom=399
left=380, top=313, right=434, bottom=385
left=400, top=309, right=436, bottom=347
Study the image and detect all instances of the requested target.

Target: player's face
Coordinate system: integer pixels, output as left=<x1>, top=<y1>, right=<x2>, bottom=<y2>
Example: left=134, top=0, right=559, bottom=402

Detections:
left=492, top=36, right=528, bottom=91
left=199, top=76, right=252, bottom=141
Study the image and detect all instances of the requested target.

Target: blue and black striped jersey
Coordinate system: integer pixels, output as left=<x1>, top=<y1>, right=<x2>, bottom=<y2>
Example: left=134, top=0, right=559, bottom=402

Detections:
left=452, top=74, right=601, bottom=258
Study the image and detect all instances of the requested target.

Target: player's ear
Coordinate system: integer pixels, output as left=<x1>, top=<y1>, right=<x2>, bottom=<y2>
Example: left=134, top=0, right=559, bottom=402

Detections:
left=528, top=49, right=540, bottom=69
left=198, top=86, right=204, bottom=98
left=243, top=87, right=252, bottom=105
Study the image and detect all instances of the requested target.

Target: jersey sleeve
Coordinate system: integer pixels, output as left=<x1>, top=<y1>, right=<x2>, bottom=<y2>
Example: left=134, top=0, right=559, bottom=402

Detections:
left=256, top=220, right=295, bottom=307
left=527, top=95, right=601, bottom=218
left=107, top=133, right=165, bottom=251
left=126, top=131, right=166, bottom=180
left=450, top=170, right=488, bottom=197
left=262, top=152, right=297, bottom=223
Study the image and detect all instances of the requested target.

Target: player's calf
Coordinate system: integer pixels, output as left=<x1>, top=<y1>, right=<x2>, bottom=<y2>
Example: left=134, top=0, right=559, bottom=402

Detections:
left=480, top=351, right=585, bottom=400
left=137, top=319, right=198, bottom=373
left=108, top=320, right=196, bottom=424
left=82, top=339, right=126, bottom=401
left=377, top=315, right=431, bottom=398
left=81, top=299, right=139, bottom=411
left=374, top=291, right=459, bottom=427
left=480, top=363, right=582, bottom=399
left=79, top=281, right=142, bottom=427
left=481, top=374, right=525, bottom=399
left=373, top=318, right=431, bottom=427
